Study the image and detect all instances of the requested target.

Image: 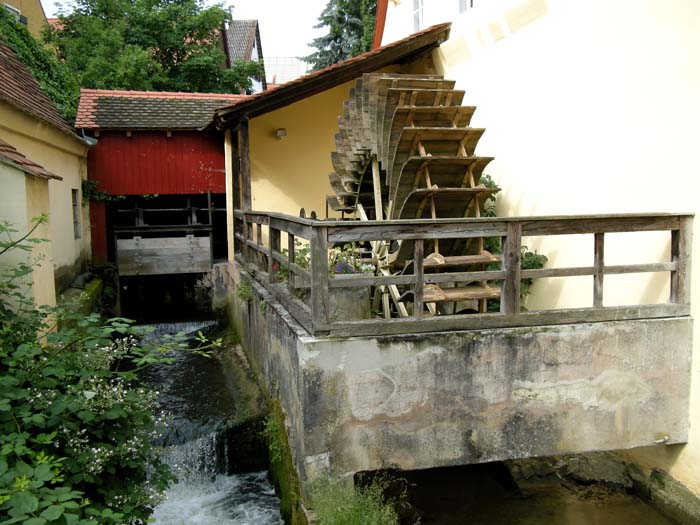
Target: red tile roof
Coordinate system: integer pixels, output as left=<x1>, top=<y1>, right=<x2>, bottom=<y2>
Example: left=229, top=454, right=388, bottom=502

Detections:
left=0, top=41, right=78, bottom=138
left=211, top=22, right=451, bottom=128
left=76, top=89, right=248, bottom=130
left=0, top=139, right=62, bottom=180
left=46, top=18, right=62, bottom=29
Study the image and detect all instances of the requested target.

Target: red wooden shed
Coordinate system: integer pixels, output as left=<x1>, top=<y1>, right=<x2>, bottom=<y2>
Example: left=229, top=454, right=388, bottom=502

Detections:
left=75, top=89, right=246, bottom=272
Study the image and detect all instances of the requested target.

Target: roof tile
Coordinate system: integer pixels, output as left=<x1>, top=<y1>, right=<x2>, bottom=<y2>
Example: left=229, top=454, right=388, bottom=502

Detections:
left=0, top=40, right=77, bottom=138
left=75, top=89, right=248, bottom=130
left=0, top=138, right=62, bottom=180
left=223, top=20, right=259, bottom=62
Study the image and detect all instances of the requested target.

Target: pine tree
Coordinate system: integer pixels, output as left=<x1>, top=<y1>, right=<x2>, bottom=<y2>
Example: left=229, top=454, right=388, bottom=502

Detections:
left=305, top=0, right=377, bottom=71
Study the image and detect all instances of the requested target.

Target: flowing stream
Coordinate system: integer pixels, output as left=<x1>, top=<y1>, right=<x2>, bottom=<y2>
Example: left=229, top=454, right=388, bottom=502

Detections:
left=141, top=321, right=282, bottom=525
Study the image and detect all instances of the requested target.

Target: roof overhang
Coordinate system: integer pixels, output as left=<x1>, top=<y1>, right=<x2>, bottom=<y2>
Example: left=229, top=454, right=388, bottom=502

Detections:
left=211, top=22, right=451, bottom=130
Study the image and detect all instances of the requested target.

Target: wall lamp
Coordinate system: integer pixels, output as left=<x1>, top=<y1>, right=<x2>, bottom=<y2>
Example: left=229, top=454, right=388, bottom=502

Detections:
left=275, top=128, right=288, bottom=140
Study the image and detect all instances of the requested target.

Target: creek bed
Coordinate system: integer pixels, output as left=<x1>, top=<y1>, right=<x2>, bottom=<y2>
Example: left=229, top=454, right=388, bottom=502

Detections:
left=140, top=321, right=281, bottom=525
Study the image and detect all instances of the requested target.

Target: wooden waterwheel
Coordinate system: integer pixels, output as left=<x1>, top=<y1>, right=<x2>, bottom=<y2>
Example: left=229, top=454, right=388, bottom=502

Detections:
left=326, top=73, right=502, bottom=317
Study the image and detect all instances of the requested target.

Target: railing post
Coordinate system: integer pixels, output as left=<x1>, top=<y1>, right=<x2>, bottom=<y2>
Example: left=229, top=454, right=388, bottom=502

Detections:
left=310, top=225, right=330, bottom=333
left=256, top=223, right=263, bottom=268
left=287, top=232, right=296, bottom=291
left=593, top=233, right=605, bottom=307
left=414, top=239, right=424, bottom=318
left=501, top=222, right=522, bottom=315
left=269, top=226, right=280, bottom=283
left=242, top=215, right=250, bottom=265
left=671, top=217, right=693, bottom=304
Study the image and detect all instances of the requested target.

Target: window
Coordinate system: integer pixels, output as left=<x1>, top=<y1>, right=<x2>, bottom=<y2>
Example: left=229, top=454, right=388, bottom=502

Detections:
left=72, top=189, right=81, bottom=239
left=459, top=0, right=476, bottom=13
left=413, top=0, right=423, bottom=32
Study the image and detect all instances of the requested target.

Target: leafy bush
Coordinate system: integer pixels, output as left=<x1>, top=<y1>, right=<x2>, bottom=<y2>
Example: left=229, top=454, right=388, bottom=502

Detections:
left=311, top=478, right=398, bottom=525
left=0, top=221, right=198, bottom=524
left=479, top=174, right=548, bottom=306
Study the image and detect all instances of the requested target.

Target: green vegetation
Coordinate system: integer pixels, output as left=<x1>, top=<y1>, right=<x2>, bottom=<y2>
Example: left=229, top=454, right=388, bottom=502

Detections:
left=305, top=0, right=377, bottom=71
left=0, top=220, right=214, bottom=524
left=479, top=174, right=548, bottom=305
left=264, top=399, right=306, bottom=524
left=236, top=275, right=253, bottom=302
left=311, top=478, right=398, bottom=525
left=44, top=0, right=263, bottom=95
left=0, top=8, right=80, bottom=120
left=80, top=181, right=124, bottom=204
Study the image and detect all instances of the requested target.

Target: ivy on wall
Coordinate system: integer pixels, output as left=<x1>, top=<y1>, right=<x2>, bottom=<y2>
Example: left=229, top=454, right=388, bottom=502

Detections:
left=0, top=8, right=79, bottom=121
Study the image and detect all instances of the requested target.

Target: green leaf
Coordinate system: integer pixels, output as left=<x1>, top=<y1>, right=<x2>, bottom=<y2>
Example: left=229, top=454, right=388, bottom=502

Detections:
left=8, top=492, right=38, bottom=515
left=24, top=518, right=47, bottom=525
left=34, top=464, right=54, bottom=482
left=40, top=504, right=63, bottom=520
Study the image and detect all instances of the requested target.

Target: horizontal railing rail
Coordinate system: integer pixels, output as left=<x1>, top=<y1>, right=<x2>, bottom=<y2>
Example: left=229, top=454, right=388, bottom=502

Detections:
left=233, top=210, right=693, bottom=337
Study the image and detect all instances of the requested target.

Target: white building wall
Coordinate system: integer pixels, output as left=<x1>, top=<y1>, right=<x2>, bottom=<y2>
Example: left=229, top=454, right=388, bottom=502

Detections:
left=381, top=0, right=700, bottom=498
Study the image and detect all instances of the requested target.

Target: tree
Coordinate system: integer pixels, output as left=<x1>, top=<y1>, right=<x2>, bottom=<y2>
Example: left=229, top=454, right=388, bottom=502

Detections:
left=0, top=8, right=79, bottom=120
left=44, top=0, right=263, bottom=95
left=305, top=0, right=377, bottom=71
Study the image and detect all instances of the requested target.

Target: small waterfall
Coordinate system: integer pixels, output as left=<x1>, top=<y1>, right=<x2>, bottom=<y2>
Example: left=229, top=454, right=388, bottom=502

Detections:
left=140, top=320, right=218, bottom=338
left=144, top=321, right=282, bottom=525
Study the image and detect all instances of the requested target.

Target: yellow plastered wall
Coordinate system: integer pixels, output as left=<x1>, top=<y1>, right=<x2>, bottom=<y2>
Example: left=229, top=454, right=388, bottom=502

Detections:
left=0, top=164, right=55, bottom=307
left=0, top=101, right=91, bottom=292
left=2, top=0, right=47, bottom=39
left=248, top=81, right=356, bottom=220
left=383, top=0, right=700, bottom=497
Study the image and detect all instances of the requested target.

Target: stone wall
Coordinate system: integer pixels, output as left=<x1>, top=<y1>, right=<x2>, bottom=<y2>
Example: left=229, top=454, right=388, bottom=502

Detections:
left=225, top=263, right=693, bottom=490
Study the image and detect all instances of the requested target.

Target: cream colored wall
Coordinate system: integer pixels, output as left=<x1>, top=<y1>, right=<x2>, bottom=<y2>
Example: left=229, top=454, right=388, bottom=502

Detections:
left=383, top=0, right=700, bottom=497
left=248, top=81, right=357, bottom=219
left=25, top=173, right=55, bottom=307
left=2, top=0, right=47, bottom=39
left=0, top=164, right=55, bottom=307
left=0, top=101, right=90, bottom=291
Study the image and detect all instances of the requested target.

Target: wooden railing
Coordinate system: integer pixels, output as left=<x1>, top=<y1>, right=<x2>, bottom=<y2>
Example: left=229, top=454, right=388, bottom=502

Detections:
left=233, top=210, right=692, bottom=337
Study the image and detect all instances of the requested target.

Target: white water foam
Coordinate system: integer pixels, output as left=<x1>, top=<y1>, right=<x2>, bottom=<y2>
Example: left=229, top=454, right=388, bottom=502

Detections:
left=152, top=471, right=282, bottom=525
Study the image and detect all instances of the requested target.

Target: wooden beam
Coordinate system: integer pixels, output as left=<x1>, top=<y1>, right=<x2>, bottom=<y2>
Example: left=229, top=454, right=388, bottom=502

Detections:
left=237, top=119, right=251, bottom=210
left=414, top=239, right=424, bottom=318
left=214, top=23, right=451, bottom=127
left=269, top=227, right=281, bottom=284
left=371, top=156, right=384, bottom=221
left=310, top=226, right=330, bottom=331
left=501, top=222, right=522, bottom=315
left=287, top=233, right=296, bottom=292
left=671, top=216, right=693, bottom=304
left=594, top=233, right=605, bottom=307
left=324, top=304, right=690, bottom=338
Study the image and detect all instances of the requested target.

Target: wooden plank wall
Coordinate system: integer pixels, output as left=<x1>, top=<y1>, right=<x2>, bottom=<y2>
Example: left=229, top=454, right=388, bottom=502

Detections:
left=117, top=235, right=211, bottom=276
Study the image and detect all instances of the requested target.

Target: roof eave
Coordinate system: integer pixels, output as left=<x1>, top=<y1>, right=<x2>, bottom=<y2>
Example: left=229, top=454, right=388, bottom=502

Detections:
left=0, top=157, right=63, bottom=180
left=211, top=22, right=451, bottom=129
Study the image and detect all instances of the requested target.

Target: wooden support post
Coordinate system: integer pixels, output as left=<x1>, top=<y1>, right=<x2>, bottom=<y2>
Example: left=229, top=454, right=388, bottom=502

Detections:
left=310, top=226, right=330, bottom=332
left=501, top=222, right=522, bottom=315
left=269, top=227, right=280, bottom=283
left=371, top=156, right=383, bottom=221
left=593, top=233, right=605, bottom=307
left=207, top=191, right=213, bottom=267
left=256, top=223, right=263, bottom=267
left=414, top=239, right=424, bottom=318
left=287, top=233, right=296, bottom=291
left=671, top=217, right=693, bottom=304
left=242, top=216, right=250, bottom=264
left=237, top=118, right=252, bottom=210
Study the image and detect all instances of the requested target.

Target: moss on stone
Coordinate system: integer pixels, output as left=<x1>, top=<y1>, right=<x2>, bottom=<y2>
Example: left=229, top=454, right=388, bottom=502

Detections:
left=266, top=398, right=308, bottom=525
